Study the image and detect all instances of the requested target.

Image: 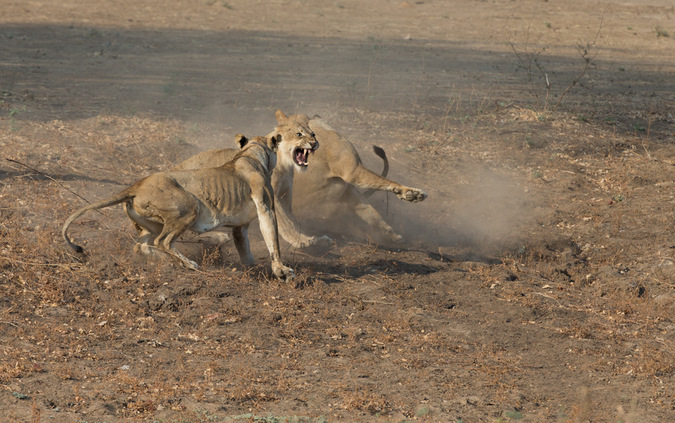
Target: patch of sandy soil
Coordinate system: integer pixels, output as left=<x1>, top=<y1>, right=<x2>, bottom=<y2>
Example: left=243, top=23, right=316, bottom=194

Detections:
left=1, top=1, right=673, bottom=421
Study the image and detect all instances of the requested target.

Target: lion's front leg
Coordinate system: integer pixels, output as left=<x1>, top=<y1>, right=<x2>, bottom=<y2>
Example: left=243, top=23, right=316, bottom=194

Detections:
left=275, top=195, right=332, bottom=248
left=254, top=199, right=295, bottom=281
left=271, top=261, right=295, bottom=281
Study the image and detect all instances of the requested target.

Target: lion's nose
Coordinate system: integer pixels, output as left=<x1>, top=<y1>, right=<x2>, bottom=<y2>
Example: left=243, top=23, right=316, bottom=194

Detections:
left=310, top=139, right=319, bottom=150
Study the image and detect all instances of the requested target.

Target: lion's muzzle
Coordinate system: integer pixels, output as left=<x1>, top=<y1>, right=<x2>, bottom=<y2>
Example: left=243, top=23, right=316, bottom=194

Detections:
left=293, top=141, right=317, bottom=167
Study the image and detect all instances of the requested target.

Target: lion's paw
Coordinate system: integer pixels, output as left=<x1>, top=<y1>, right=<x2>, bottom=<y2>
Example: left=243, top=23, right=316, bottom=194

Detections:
left=272, top=263, right=296, bottom=281
left=196, top=231, right=231, bottom=244
left=313, top=235, right=333, bottom=246
left=135, top=243, right=153, bottom=256
left=294, top=235, right=333, bottom=249
left=394, top=187, right=427, bottom=203
left=388, top=232, right=405, bottom=243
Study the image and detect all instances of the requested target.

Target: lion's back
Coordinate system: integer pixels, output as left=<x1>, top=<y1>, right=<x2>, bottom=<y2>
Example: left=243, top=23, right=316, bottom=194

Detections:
left=173, top=148, right=238, bottom=171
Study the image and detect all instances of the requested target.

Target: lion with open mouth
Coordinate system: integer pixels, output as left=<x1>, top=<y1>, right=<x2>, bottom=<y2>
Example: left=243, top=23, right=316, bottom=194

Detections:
left=62, top=124, right=319, bottom=280
left=175, top=109, right=427, bottom=247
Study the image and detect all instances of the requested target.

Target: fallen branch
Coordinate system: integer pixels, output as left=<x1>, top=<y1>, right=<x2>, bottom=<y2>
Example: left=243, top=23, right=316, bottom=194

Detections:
left=6, top=158, right=92, bottom=205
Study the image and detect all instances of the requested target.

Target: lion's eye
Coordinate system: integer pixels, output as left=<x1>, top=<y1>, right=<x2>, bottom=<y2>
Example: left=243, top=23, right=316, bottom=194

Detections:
left=296, top=132, right=303, bottom=137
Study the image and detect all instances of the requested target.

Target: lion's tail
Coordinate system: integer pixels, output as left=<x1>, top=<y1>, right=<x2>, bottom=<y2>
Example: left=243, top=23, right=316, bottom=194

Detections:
left=363, top=145, right=389, bottom=198
left=62, top=188, right=135, bottom=253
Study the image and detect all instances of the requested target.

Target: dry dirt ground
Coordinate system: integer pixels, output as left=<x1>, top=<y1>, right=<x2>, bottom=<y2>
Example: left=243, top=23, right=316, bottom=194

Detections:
left=1, top=0, right=674, bottom=422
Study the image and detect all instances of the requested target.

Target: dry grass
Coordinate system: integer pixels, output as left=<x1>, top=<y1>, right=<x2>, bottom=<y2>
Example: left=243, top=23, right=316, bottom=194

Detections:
left=1, top=94, right=674, bottom=422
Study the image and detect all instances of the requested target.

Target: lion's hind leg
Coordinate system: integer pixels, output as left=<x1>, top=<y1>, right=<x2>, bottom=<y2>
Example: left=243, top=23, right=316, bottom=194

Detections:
left=232, top=225, right=255, bottom=266
left=345, top=166, right=427, bottom=203
left=132, top=218, right=199, bottom=270
left=341, top=186, right=404, bottom=244
left=152, top=214, right=201, bottom=269
left=126, top=202, right=164, bottom=255
left=129, top=181, right=201, bottom=270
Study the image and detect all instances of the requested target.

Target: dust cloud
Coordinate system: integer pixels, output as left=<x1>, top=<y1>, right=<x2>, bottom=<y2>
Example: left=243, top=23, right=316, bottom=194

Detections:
left=290, top=157, right=534, bottom=255
left=162, top=35, right=533, bottom=255
left=423, top=168, right=533, bottom=252
left=368, top=163, right=534, bottom=253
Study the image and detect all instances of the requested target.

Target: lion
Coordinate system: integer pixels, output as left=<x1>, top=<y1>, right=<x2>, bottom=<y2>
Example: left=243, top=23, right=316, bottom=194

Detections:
left=62, top=129, right=317, bottom=281
left=294, top=116, right=427, bottom=243
left=175, top=110, right=427, bottom=246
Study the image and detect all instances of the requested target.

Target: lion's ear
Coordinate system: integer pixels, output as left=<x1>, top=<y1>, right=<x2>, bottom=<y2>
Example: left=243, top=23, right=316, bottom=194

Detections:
left=268, top=134, right=280, bottom=151
left=234, top=134, right=249, bottom=149
left=275, top=109, right=288, bottom=124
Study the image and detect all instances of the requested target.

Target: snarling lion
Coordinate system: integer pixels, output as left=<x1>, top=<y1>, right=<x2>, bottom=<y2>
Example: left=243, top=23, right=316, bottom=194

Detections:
left=175, top=110, right=427, bottom=246
left=62, top=129, right=317, bottom=281
left=174, top=109, right=328, bottom=248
